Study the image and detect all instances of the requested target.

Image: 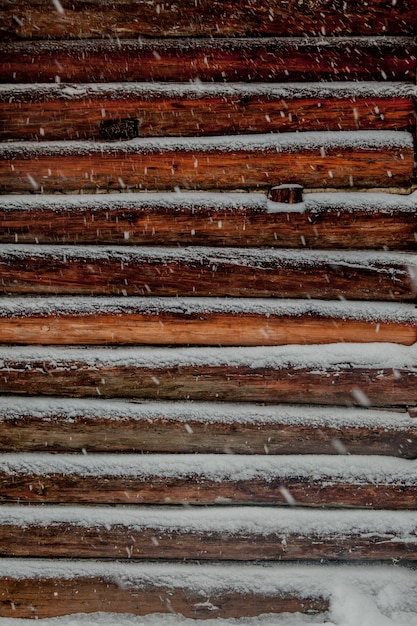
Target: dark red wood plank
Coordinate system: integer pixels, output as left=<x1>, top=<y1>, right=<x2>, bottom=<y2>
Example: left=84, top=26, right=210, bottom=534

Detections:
left=0, top=247, right=415, bottom=300
left=1, top=0, right=416, bottom=39
left=2, top=192, right=417, bottom=249
left=1, top=37, right=415, bottom=83
left=1, top=83, right=415, bottom=141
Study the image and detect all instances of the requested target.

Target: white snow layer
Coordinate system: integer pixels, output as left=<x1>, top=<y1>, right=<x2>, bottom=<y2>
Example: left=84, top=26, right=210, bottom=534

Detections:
left=1, top=296, right=417, bottom=324
left=0, top=397, right=413, bottom=429
left=0, top=130, right=413, bottom=158
left=1, top=244, right=416, bottom=272
left=1, top=505, right=416, bottom=538
left=1, top=190, right=416, bottom=215
left=1, top=342, right=417, bottom=370
left=1, top=453, right=415, bottom=484
left=1, top=80, right=415, bottom=102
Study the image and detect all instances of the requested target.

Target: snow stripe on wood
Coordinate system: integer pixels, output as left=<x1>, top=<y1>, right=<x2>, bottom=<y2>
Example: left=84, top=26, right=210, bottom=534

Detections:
left=0, top=398, right=415, bottom=457
left=2, top=190, right=417, bottom=249
left=1, top=246, right=416, bottom=300
left=0, top=131, right=413, bottom=192
left=1, top=297, right=416, bottom=346
left=2, top=0, right=416, bottom=39
left=1, top=453, right=415, bottom=508
left=1, top=37, right=415, bottom=83
left=0, top=506, right=415, bottom=561
left=1, top=344, right=416, bottom=407
left=1, top=82, right=415, bottom=141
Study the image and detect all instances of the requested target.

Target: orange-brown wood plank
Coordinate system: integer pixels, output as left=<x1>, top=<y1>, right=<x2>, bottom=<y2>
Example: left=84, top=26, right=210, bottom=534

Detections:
left=1, top=345, right=416, bottom=407
left=1, top=298, right=417, bottom=346
left=1, top=247, right=416, bottom=300
left=1, top=454, right=415, bottom=508
left=1, top=132, right=414, bottom=193
left=1, top=507, right=415, bottom=561
left=2, top=192, right=417, bottom=249
left=1, top=0, right=416, bottom=39
left=1, top=38, right=415, bottom=83
left=1, top=84, right=415, bottom=141
left=2, top=312, right=417, bottom=346
left=1, top=399, right=415, bottom=457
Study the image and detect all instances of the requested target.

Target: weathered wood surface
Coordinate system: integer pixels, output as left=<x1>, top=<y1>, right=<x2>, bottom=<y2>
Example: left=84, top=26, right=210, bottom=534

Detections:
left=2, top=311, right=416, bottom=347
left=0, top=523, right=417, bottom=562
left=1, top=132, right=413, bottom=193
left=1, top=0, right=416, bottom=39
left=1, top=455, right=415, bottom=508
left=1, top=84, right=415, bottom=141
left=1, top=38, right=415, bottom=83
left=1, top=298, right=417, bottom=345
left=0, top=576, right=327, bottom=620
left=1, top=508, right=415, bottom=561
left=2, top=192, right=417, bottom=249
left=1, top=403, right=415, bottom=457
left=1, top=345, right=416, bottom=407
left=1, top=247, right=416, bottom=300
left=2, top=561, right=413, bottom=620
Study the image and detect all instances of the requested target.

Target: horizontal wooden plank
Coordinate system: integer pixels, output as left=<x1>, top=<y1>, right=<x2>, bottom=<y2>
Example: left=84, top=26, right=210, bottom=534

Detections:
left=1, top=561, right=414, bottom=620
left=0, top=398, right=415, bottom=457
left=2, top=191, right=417, bottom=249
left=1, top=344, right=416, bottom=407
left=1, top=298, right=417, bottom=346
left=1, top=0, right=416, bottom=39
left=1, top=454, right=415, bottom=508
left=0, top=579, right=326, bottom=620
left=1, top=246, right=416, bottom=300
left=1, top=83, right=415, bottom=141
left=1, top=507, right=415, bottom=561
left=1, top=131, right=413, bottom=193
left=1, top=37, right=415, bottom=83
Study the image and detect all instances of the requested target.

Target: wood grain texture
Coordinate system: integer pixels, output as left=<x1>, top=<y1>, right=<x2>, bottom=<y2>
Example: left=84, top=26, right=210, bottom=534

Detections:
left=1, top=357, right=416, bottom=407
left=1, top=411, right=415, bottom=457
left=1, top=248, right=415, bottom=300
left=1, top=142, right=413, bottom=193
left=1, top=470, right=415, bottom=509
left=1, top=93, right=414, bottom=141
left=0, top=577, right=327, bottom=620
left=1, top=38, right=415, bottom=83
left=1, top=0, right=415, bottom=39
left=2, top=198, right=417, bottom=249
left=1, top=313, right=416, bottom=346
left=1, top=523, right=415, bottom=561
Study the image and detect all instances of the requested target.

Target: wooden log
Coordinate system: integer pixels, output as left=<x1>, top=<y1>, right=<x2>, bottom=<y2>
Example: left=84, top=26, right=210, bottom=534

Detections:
left=0, top=507, right=415, bottom=561
left=0, top=246, right=416, bottom=300
left=0, top=562, right=333, bottom=619
left=1, top=298, right=417, bottom=346
left=2, top=191, right=417, bottom=250
left=1, top=0, right=416, bottom=39
left=0, top=37, right=415, bottom=83
left=1, top=83, right=415, bottom=141
left=1, top=131, right=413, bottom=193
left=1, top=561, right=413, bottom=621
left=1, top=454, right=415, bottom=508
left=0, top=398, right=415, bottom=458
left=1, top=344, right=416, bottom=407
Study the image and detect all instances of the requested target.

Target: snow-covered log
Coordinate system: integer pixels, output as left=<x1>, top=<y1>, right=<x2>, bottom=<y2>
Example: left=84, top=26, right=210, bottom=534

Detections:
left=1, top=37, right=415, bottom=83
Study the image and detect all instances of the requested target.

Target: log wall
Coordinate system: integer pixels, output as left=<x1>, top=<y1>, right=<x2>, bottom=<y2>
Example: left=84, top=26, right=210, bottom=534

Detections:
left=0, top=0, right=416, bottom=620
